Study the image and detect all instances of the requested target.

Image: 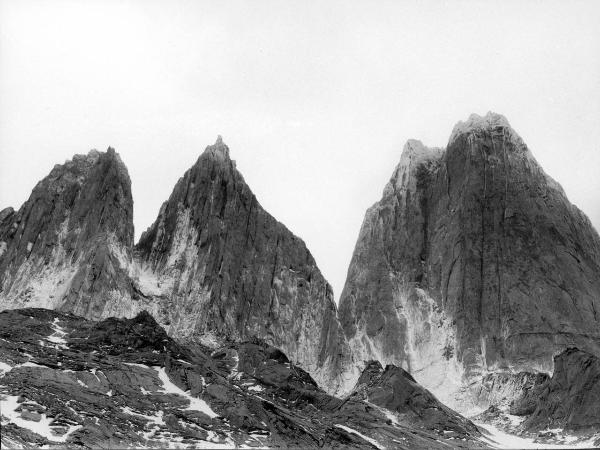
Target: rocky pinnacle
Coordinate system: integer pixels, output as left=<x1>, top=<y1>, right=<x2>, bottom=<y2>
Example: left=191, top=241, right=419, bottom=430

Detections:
left=133, top=137, right=355, bottom=393
left=0, top=148, right=136, bottom=319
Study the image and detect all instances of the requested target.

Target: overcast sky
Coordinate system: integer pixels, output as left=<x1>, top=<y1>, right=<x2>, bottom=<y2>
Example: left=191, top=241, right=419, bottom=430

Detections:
left=1, top=0, right=599, bottom=302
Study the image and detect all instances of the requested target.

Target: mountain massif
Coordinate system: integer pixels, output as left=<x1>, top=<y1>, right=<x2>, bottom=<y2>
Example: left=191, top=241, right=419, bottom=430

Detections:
left=2, top=112, right=600, bottom=448
left=0, top=138, right=353, bottom=394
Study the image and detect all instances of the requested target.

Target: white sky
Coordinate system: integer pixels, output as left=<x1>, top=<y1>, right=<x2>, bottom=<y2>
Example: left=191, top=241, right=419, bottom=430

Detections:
left=1, top=0, right=599, bottom=303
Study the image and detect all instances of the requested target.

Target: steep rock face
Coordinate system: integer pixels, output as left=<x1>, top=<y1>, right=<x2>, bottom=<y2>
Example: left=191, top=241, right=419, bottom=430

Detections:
left=0, top=149, right=139, bottom=319
left=134, top=137, right=354, bottom=393
left=338, top=112, right=600, bottom=409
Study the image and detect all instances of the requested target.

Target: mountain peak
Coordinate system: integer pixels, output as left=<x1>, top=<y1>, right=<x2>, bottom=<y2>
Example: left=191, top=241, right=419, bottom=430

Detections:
left=449, top=111, right=512, bottom=144
left=383, top=139, right=444, bottom=196
left=401, top=139, right=444, bottom=162
left=201, top=135, right=230, bottom=161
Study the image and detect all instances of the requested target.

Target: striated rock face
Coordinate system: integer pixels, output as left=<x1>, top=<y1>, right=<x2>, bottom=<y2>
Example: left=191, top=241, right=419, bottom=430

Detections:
left=338, top=112, right=600, bottom=410
left=133, top=137, right=354, bottom=393
left=0, top=308, right=486, bottom=449
left=520, top=348, right=600, bottom=432
left=0, top=148, right=139, bottom=319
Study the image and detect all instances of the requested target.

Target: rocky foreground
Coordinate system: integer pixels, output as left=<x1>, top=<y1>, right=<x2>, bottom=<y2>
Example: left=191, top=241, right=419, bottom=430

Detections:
left=0, top=308, right=485, bottom=449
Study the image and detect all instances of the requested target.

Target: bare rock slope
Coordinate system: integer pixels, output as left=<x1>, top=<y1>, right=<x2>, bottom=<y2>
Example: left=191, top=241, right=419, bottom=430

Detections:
left=0, top=308, right=486, bottom=449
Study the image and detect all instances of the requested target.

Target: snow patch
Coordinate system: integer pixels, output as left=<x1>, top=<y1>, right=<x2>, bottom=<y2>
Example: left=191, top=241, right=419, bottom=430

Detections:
left=0, top=361, right=13, bottom=376
left=335, top=424, right=384, bottom=449
left=46, top=318, right=69, bottom=349
left=154, top=367, right=218, bottom=418
left=0, top=394, right=82, bottom=442
left=477, top=422, right=600, bottom=449
left=20, top=361, right=46, bottom=368
left=124, top=362, right=150, bottom=369
left=246, top=385, right=264, bottom=392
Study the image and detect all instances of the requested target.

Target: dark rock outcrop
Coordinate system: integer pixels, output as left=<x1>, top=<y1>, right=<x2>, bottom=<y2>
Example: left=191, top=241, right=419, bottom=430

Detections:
left=0, top=308, right=485, bottom=449
left=520, top=348, right=600, bottom=432
left=134, top=137, right=354, bottom=393
left=0, top=149, right=138, bottom=319
left=337, top=112, right=600, bottom=408
left=349, top=361, right=479, bottom=439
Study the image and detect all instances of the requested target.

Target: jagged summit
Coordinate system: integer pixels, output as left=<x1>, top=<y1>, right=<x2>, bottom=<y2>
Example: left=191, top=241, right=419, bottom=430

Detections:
left=451, top=111, right=510, bottom=135
left=448, top=111, right=525, bottom=146
left=49, top=147, right=131, bottom=189
left=384, top=139, right=444, bottom=196
left=201, top=135, right=230, bottom=161
left=400, top=139, right=444, bottom=164
left=64, top=146, right=119, bottom=162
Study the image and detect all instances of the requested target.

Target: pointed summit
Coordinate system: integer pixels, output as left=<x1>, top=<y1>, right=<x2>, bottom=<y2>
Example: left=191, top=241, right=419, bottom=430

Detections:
left=384, top=139, right=443, bottom=196
left=201, top=134, right=230, bottom=161
left=0, top=147, right=135, bottom=318
left=135, top=138, right=353, bottom=394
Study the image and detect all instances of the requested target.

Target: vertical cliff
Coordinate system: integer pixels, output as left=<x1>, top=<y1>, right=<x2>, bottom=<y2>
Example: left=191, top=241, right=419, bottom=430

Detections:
left=338, top=113, right=600, bottom=408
